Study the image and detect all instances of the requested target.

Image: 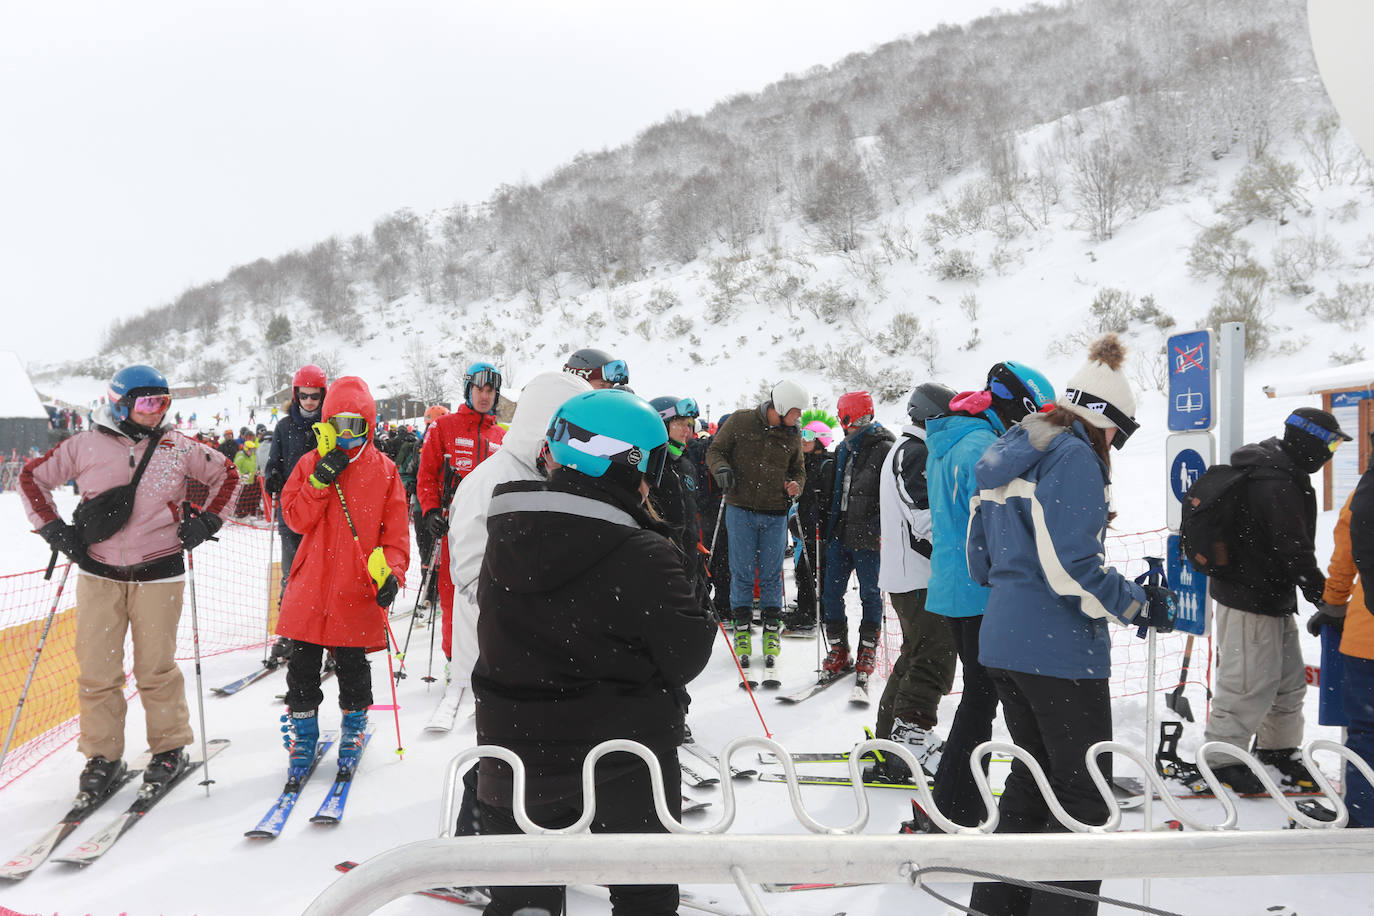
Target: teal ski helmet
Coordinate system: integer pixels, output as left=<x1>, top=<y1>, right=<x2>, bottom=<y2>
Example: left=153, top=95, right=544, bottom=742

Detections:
left=463, top=361, right=502, bottom=413
left=546, top=389, right=669, bottom=485
left=986, top=361, right=1055, bottom=432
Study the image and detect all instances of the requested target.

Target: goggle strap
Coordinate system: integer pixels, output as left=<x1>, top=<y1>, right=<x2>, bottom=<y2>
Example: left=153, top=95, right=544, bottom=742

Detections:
left=1062, top=387, right=1139, bottom=442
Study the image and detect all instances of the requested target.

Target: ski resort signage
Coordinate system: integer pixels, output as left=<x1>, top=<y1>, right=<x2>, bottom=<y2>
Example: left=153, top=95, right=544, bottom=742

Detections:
left=1166, top=534, right=1208, bottom=636
left=1165, top=430, right=1215, bottom=532
left=1167, top=329, right=1216, bottom=431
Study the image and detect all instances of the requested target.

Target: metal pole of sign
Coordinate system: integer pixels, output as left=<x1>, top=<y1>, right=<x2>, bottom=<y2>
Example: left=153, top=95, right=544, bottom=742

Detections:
left=1217, top=322, right=1246, bottom=464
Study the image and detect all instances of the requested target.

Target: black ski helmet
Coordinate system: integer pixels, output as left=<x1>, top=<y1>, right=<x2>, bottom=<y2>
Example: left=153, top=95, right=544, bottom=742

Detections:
left=563, top=347, right=629, bottom=386
left=907, top=382, right=957, bottom=428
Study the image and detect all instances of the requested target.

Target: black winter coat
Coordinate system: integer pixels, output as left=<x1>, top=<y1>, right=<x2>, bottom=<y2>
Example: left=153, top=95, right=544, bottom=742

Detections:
left=650, top=449, right=709, bottom=607
left=797, top=446, right=832, bottom=544
left=473, top=470, right=716, bottom=807
left=263, top=402, right=318, bottom=496
left=1209, top=438, right=1324, bottom=616
left=823, top=423, right=895, bottom=550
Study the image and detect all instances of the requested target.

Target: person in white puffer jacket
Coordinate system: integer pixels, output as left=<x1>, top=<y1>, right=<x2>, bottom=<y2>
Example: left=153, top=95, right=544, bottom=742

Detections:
left=441, top=370, right=591, bottom=836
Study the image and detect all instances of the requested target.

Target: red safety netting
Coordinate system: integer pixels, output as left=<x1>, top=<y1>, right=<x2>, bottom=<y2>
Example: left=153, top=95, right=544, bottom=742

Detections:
left=878, top=527, right=1211, bottom=705
left=0, top=509, right=280, bottom=789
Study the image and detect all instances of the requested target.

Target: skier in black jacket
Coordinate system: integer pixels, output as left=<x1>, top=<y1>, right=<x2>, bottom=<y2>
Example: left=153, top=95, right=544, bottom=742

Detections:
left=688, top=413, right=732, bottom=619
left=1203, top=407, right=1351, bottom=793
left=473, top=389, right=716, bottom=916
left=649, top=395, right=710, bottom=607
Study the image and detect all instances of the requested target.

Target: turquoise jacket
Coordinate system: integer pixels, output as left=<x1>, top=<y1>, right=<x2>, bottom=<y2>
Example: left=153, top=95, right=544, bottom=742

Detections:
left=924, top=412, right=999, bottom=617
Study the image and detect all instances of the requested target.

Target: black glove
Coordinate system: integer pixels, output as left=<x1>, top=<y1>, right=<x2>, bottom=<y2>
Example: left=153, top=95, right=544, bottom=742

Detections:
left=309, top=448, right=350, bottom=488
left=265, top=468, right=284, bottom=496
left=1306, top=602, right=1348, bottom=637
left=178, top=511, right=222, bottom=551
left=1136, top=584, right=1177, bottom=635
left=423, top=508, right=449, bottom=538
left=712, top=466, right=734, bottom=491
left=375, top=573, right=399, bottom=608
left=1298, top=573, right=1327, bottom=607
left=39, top=520, right=82, bottom=560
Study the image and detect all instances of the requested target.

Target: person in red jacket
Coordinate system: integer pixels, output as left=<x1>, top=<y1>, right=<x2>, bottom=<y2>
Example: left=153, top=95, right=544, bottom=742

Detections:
left=415, top=362, right=504, bottom=670
left=275, top=376, right=410, bottom=769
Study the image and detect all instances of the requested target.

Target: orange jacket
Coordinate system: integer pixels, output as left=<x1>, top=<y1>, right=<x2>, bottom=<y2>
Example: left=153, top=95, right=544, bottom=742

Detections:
left=1327, top=490, right=1372, bottom=660
left=277, top=377, right=410, bottom=649
left=416, top=405, right=504, bottom=514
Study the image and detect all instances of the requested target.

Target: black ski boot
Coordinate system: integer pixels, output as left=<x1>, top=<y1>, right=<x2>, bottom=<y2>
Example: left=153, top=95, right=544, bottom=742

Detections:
left=79, top=756, right=125, bottom=798
left=1256, top=747, right=1318, bottom=790
left=1211, top=762, right=1266, bottom=795
left=144, top=747, right=188, bottom=787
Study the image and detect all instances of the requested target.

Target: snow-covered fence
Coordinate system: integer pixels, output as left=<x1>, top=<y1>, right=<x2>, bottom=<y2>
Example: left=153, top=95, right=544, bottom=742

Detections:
left=307, top=738, right=1374, bottom=916
left=0, top=517, right=279, bottom=788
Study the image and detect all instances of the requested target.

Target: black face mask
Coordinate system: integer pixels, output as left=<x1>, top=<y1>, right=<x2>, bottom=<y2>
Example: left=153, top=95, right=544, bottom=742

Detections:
left=1281, top=433, right=1331, bottom=475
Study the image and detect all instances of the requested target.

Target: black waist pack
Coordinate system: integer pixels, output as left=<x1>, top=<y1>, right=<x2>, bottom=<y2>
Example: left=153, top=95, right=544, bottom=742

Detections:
left=74, top=431, right=163, bottom=547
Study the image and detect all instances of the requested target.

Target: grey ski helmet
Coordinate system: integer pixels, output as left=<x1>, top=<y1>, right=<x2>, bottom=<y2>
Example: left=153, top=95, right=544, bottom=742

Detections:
left=907, top=382, right=957, bottom=428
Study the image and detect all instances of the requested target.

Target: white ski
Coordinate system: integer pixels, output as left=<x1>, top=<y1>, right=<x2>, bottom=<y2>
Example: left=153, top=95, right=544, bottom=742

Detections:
left=424, top=683, right=467, bottom=733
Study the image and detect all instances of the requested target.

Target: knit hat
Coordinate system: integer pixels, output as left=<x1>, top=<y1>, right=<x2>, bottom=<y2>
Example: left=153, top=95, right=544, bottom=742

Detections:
left=1058, top=334, right=1139, bottom=449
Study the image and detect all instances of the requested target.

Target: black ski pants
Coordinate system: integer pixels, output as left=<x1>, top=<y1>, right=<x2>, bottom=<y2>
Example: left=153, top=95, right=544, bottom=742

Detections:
left=968, top=668, right=1113, bottom=916
left=931, top=614, right=1000, bottom=827
left=875, top=588, right=956, bottom=737
left=478, top=750, right=682, bottom=916
left=284, top=642, right=371, bottom=713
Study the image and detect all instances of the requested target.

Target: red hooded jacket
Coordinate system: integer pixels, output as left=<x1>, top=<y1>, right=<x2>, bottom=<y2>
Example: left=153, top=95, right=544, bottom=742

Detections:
left=276, top=376, right=410, bottom=649
left=416, top=405, right=504, bottom=514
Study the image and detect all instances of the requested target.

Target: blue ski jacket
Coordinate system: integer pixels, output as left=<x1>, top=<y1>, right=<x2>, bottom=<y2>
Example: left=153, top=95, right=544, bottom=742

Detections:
left=924, top=412, right=998, bottom=617
left=967, top=413, right=1146, bottom=679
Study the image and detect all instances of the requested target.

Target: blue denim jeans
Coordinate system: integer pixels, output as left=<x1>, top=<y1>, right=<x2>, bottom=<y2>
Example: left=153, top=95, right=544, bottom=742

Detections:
left=1342, top=654, right=1374, bottom=828
left=725, top=504, right=787, bottom=609
left=821, top=539, right=883, bottom=627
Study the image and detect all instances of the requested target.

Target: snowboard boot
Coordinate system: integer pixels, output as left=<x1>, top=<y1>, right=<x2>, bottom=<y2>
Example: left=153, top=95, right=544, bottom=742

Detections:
left=1211, top=762, right=1267, bottom=795
left=339, top=709, right=369, bottom=761
left=855, top=624, right=881, bottom=678
left=821, top=620, right=852, bottom=674
left=761, top=608, right=784, bottom=657
left=281, top=708, right=320, bottom=770
left=144, top=747, right=188, bottom=787
left=1256, top=747, right=1318, bottom=790
left=78, top=756, right=125, bottom=798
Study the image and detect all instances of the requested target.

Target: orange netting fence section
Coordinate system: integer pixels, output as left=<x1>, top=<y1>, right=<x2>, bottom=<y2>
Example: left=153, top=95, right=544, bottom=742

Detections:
left=877, top=526, right=1211, bottom=704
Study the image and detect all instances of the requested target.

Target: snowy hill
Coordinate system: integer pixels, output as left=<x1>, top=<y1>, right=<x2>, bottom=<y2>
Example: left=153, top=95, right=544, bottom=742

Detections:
left=8, top=0, right=1374, bottom=912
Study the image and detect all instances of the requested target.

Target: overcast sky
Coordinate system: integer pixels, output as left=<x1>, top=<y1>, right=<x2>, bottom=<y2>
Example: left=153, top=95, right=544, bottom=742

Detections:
left=1, top=0, right=1029, bottom=366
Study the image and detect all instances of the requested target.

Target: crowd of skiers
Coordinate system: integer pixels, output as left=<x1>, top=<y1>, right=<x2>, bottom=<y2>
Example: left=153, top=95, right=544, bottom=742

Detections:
left=15, top=337, right=1374, bottom=916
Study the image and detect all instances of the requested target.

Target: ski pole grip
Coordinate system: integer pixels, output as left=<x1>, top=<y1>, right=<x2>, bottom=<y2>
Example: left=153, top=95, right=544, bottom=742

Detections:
left=44, top=547, right=58, bottom=580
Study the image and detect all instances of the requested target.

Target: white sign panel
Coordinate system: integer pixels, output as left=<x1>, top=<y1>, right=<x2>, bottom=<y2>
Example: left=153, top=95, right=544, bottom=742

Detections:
left=1165, top=431, right=1216, bottom=532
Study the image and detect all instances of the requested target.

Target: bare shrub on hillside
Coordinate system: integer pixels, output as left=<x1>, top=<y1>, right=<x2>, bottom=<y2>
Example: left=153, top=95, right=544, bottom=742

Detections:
left=783, top=343, right=909, bottom=401
left=704, top=257, right=750, bottom=323
left=1067, top=130, right=1137, bottom=241
left=931, top=248, right=983, bottom=282
left=1187, top=223, right=1254, bottom=281
left=1307, top=281, right=1374, bottom=332
left=1296, top=112, right=1359, bottom=189
left=1272, top=232, right=1342, bottom=297
left=644, top=286, right=681, bottom=315
left=1205, top=264, right=1272, bottom=356
left=665, top=315, right=695, bottom=336
left=1331, top=343, right=1367, bottom=366
left=797, top=151, right=879, bottom=252
left=877, top=312, right=922, bottom=357
left=798, top=281, right=858, bottom=323
left=1130, top=349, right=1168, bottom=393
left=1090, top=288, right=1133, bottom=333
left=959, top=293, right=979, bottom=322
left=1221, top=157, right=1310, bottom=225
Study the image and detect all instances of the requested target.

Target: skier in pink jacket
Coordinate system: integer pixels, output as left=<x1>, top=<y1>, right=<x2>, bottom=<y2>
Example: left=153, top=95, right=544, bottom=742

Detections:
left=20, top=365, right=239, bottom=799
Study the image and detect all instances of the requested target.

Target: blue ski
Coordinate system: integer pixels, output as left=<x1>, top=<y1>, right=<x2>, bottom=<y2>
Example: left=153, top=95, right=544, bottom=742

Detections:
left=244, top=733, right=338, bottom=838
left=310, top=729, right=374, bottom=825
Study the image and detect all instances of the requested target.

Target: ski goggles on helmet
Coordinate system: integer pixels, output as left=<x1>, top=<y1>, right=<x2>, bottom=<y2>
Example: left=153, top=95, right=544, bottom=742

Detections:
left=987, top=377, right=1047, bottom=420
left=656, top=397, right=700, bottom=421
left=801, top=428, right=819, bottom=442
left=1286, top=414, right=1347, bottom=453
left=467, top=367, right=502, bottom=390
left=328, top=413, right=369, bottom=441
left=129, top=394, right=172, bottom=414
left=548, top=414, right=669, bottom=483
left=568, top=358, right=629, bottom=386
left=1062, top=387, right=1140, bottom=449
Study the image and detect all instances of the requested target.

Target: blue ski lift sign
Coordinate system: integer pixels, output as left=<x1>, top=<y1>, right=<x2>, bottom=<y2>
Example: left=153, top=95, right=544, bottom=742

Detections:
left=1167, top=329, right=1216, bottom=432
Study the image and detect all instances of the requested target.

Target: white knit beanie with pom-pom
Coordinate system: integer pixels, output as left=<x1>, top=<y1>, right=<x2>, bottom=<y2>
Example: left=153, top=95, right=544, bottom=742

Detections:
left=1058, top=334, right=1139, bottom=448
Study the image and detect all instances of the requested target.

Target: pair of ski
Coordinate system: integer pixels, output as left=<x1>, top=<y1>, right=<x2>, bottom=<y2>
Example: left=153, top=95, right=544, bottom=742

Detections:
left=776, top=665, right=869, bottom=706
left=245, top=728, right=373, bottom=837
left=679, top=738, right=757, bottom=787
left=214, top=656, right=336, bottom=698
left=736, top=653, right=781, bottom=690
left=1, top=739, right=229, bottom=880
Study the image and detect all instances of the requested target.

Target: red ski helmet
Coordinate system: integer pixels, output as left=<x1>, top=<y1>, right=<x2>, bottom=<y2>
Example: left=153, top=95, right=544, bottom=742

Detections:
left=836, top=391, right=875, bottom=429
left=293, top=364, right=327, bottom=390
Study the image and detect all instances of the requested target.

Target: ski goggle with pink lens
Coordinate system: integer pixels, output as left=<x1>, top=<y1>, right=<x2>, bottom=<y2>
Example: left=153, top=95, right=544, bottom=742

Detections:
left=130, top=394, right=172, bottom=414
left=329, top=413, right=369, bottom=442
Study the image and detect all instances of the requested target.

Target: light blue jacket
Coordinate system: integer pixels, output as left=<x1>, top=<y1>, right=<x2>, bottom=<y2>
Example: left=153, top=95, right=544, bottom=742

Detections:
left=967, top=413, right=1147, bottom=679
left=924, top=413, right=999, bottom=617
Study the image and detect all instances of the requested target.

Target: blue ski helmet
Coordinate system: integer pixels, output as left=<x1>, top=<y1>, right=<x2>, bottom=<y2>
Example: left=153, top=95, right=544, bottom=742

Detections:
left=546, top=389, right=668, bottom=484
left=108, top=365, right=170, bottom=424
left=986, top=361, right=1055, bottom=432
left=463, top=362, right=502, bottom=413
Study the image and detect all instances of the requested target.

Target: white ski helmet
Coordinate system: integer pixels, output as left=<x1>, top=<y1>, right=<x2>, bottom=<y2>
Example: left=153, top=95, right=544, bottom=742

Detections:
left=770, top=379, right=809, bottom=418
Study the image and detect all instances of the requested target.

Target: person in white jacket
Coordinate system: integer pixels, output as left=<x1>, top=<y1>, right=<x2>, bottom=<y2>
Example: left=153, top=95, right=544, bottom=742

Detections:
left=868, top=382, right=958, bottom=784
left=442, top=370, right=592, bottom=835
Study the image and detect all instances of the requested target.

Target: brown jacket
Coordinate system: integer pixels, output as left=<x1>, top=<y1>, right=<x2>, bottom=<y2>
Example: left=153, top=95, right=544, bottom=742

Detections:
left=705, top=404, right=805, bottom=514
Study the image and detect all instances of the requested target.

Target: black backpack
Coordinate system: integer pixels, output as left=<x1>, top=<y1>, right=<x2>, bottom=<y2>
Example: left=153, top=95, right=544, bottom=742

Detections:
left=1179, top=464, right=1254, bottom=578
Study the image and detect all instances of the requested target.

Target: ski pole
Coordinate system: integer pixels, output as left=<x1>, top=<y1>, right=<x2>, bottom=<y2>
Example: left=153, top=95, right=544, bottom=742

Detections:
left=395, top=537, right=441, bottom=682
left=1133, top=553, right=1168, bottom=906
left=263, top=520, right=276, bottom=668
left=716, top=620, right=772, bottom=738
left=0, top=554, right=70, bottom=775
left=330, top=481, right=406, bottom=759
left=707, top=493, right=727, bottom=557
left=179, top=505, right=215, bottom=796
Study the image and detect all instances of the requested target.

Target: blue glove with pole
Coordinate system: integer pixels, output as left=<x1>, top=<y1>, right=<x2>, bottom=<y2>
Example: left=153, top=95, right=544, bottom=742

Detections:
left=1132, top=556, right=1177, bottom=637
